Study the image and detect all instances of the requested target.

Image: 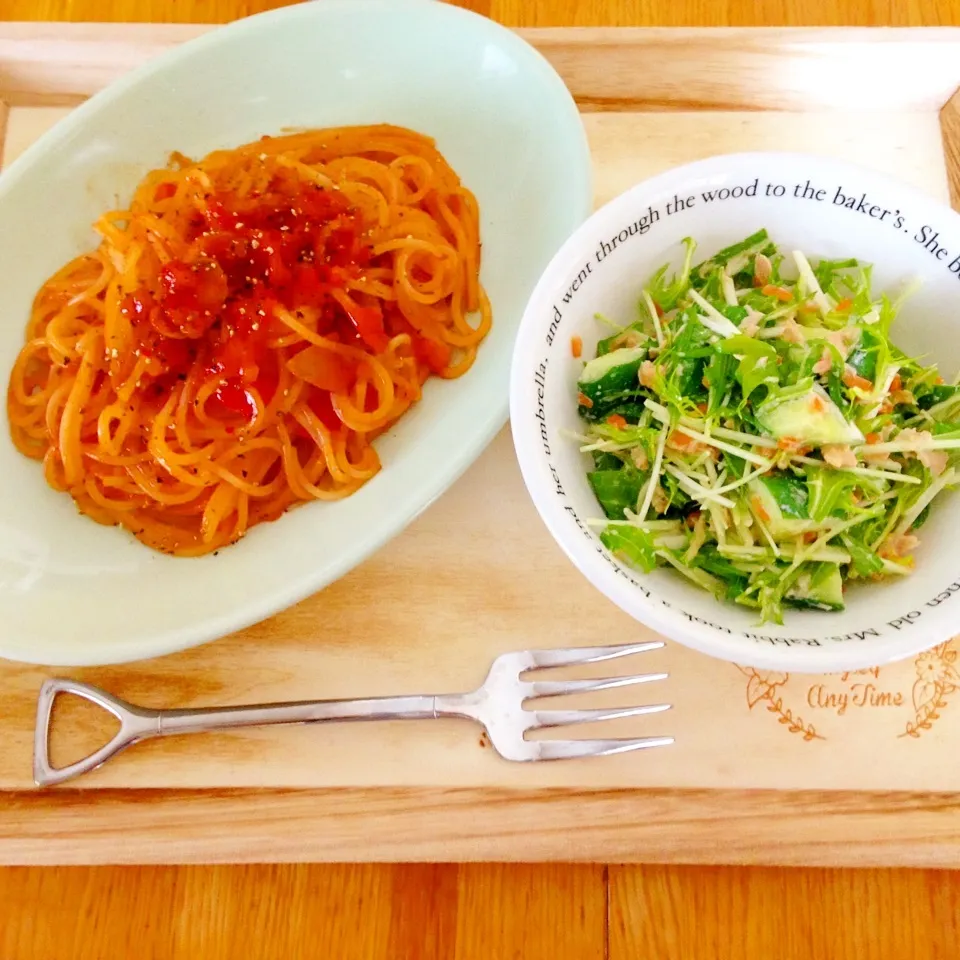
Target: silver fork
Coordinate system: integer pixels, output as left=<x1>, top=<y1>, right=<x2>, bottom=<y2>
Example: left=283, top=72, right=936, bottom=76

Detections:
left=33, top=641, right=673, bottom=787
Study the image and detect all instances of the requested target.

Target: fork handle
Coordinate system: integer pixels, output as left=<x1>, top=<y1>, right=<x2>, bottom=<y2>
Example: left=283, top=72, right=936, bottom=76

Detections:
left=34, top=678, right=446, bottom=787
left=158, top=694, right=439, bottom=733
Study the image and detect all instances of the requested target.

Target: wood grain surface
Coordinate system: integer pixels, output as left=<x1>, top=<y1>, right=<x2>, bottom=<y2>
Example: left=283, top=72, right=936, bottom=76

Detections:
left=2, top=2, right=960, bottom=959
left=3, top=0, right=960, bottom=28
left=2, top=93, right=957, bottom=800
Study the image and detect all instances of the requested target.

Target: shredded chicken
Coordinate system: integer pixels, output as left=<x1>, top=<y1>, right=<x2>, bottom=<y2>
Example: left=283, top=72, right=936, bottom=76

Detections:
left=611, top=330, right=644, bottom=350
left=894, top=428, right=933, bottom=450
left=825, top=326, right=860, bottom=358
left=919, top=448, right=949, bottom=476
left=639, top=360, right=658, bottom=388
left=822, top=444, right=858, bottom=468
left=812, top=345, right=833, bottom=375
left=860, top=448, right=899, bottom=468
left=779, top=318, right=805, bottom=345
left=631, top=446, right=649, bottom=470
left=777, top=436, right=808, bottom=454
left=739, top=308, right=763, bottom=338
left=880, top=532, right=920, bottom=559
left=871, top=427, right=947, bottom=474
left=651, top=484, right=670, bottom=514
left=753, top=253, right=772, bottom=286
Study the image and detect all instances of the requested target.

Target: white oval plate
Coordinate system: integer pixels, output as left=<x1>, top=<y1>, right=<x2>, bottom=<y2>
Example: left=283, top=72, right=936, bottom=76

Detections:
left=0, top=0, right=592, bottom=665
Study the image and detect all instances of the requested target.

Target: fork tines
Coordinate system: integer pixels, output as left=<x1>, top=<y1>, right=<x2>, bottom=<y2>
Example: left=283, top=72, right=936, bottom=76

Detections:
left=520, top=641, right=673, bottom=759
left=526, top=640, right=666, bottom=669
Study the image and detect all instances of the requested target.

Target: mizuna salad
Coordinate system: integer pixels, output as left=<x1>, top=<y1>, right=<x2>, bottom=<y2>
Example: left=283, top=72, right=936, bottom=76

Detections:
left=575, top=229, right=960, bottom=623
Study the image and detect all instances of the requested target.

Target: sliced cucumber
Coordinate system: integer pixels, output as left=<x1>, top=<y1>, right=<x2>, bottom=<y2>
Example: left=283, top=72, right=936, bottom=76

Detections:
left=845, top=328, right=882, bottom=382
left=759, top=474, right=809, bottom=519
left=918, top=384, right=960, bottom=411
left=577, top=346, right=649, bottom=408
left=748, top=473, right=815, bottom=539
left=756, top=381, right=864, bottom=446
left=785, top=562, right=845, bottom=611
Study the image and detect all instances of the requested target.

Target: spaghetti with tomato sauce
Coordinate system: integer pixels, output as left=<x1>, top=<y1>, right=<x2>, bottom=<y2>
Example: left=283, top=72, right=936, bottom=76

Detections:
left=6, top=124, right=490, bottom=556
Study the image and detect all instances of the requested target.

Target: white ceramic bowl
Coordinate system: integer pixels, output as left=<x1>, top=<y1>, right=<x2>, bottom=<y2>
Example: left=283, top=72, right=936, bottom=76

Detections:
left=0, top=0, right=591, bottom=665
left=511, top=152, right=960, bottom=674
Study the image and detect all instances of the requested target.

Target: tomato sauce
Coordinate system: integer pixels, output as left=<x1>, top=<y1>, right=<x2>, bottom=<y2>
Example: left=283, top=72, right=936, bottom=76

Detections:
left=118, top=162, right=423, bottom=426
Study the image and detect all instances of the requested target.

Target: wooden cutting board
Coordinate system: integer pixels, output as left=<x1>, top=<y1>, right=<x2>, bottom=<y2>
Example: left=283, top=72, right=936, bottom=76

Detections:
left=3, top=23, right=960, bottom=866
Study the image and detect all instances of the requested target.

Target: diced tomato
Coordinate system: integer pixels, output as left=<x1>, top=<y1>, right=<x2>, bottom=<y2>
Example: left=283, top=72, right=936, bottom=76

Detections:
left=159, top=258, right=228, bottom=313
left=338, top=298, right=389, bottom=353
left=606, top=414, right=628, bottom=430
left=151, top=336, right=192, bottom=373
left=890, top=373, right=903, bottom=393
left=412, top=335, right=452, bottom=374
left=110, top=158, right=413, bottom=435
left=120, top=292, right=153, bottom=326
left=209, top=332, right=261, bottom=383
left=213, top=379, right=257, bottom=421
left=286, top=345, right=356, bottom=394
left=835, top=297, right=853, bottom=312
left=290, top=264, right=326, bottom=308
left=865, top=432, right=881, bottom=444
left=577, top=391, right=593, bottom=409
left=264, top=246, right=293, bottom=290
left=157, top=261, right=197, bottom=309
left=254, top=376, right=279, bottom=411
left=306, top=387, right=343, bottom=430
left=571, top=335, right=582, bottom=359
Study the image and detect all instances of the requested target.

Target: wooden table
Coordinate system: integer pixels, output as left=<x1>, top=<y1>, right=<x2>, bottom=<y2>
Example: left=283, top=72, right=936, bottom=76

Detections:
left=2, top=1, right=960, bottom=958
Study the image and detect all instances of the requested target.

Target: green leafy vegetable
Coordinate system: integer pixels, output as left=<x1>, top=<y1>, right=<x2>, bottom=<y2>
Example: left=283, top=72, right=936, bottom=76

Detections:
left=573, top=231, right=958, bottom=624
left=718, top=336, right=779, bottom=402
left=599, top=526, right=657, bottom=573
left=588, top=468, right=646, bottom=520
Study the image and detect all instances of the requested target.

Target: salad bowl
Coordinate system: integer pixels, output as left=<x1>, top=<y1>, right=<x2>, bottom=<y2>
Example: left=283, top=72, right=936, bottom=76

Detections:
left=511, top=152, right=960, bottom=673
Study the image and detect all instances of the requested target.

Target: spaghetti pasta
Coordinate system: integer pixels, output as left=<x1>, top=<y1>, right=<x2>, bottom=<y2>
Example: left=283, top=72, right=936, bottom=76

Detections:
left=6, top=124, right=490, bottom=556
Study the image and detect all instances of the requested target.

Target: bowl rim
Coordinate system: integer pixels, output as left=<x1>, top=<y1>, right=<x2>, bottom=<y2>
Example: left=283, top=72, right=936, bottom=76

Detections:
left=510, top=149, right=960, bottom=674
left=0, top=0, right=594, bottom=666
